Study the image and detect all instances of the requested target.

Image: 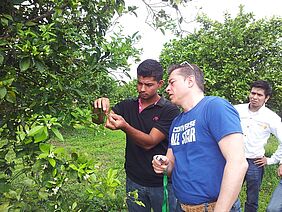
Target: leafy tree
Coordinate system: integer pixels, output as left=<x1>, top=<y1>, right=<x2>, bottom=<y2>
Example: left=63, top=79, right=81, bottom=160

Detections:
left=0, top=0, right=192, bottom=210
left=0, top=0, right=140, bottom=210
left=160, top=6, right=282, bottom=115
left=0, top=0, right=142, bottom=130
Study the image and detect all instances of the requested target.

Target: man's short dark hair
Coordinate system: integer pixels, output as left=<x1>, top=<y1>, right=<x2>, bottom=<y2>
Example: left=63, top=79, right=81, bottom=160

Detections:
left=251, top=80, right=272, bottom=97
left=168, top=62, right=205, bottom=92
left=137, top=59, right=163, bottom=82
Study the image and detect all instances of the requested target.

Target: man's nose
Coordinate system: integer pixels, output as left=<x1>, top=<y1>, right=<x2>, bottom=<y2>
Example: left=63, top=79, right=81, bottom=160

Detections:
left=165, top=85, right=170, bottom=93
left=141, top=84, right=146, bottom=91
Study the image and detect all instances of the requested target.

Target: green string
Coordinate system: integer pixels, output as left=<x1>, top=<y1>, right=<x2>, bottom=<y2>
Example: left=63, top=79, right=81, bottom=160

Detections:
left=162, top=170, right=169, bottom=212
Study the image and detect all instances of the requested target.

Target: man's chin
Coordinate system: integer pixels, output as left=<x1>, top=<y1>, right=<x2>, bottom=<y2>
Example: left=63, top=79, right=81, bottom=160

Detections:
left=139, top=94, right=149, bottom=99
left=169, top=97, right=176, bottom=104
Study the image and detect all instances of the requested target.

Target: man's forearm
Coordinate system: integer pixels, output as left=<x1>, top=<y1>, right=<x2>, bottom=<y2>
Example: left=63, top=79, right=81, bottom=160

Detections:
left=122, top=124, right=162, bottom=150
left=215, top=160, right=248, bottom=211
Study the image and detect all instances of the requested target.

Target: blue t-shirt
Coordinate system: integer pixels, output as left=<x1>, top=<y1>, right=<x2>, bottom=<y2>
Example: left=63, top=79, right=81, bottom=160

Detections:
left=169, top=96, right=242, bottom=204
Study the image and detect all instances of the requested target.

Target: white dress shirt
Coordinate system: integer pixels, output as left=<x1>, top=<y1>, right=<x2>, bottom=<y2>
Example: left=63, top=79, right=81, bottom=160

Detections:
left=234, top=103, right=282, bottom=165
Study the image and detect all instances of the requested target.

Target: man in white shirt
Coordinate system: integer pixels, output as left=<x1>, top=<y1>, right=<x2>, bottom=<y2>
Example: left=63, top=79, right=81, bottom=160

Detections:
left=235, top=80, right=282, bottom=212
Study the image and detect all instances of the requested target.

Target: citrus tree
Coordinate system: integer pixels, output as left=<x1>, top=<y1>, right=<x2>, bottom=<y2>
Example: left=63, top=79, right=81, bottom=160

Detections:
left=0, top=0, right=192, bottom=210
left=160, top=6, right=282, bottom=115
left=0, top=0, right=140, bottom=210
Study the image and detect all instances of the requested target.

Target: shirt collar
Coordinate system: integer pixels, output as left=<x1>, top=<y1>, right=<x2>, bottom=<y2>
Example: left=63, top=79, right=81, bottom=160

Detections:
left=248, top=103, right=266, bottom=114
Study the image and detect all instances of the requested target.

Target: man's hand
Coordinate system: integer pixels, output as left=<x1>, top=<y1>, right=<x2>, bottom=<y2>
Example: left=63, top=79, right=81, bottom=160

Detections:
left=278, top=164, right=282, bottom=177
left=105, top=113, right=128, bottom=130
left=92, top=98, right=111, bottom=124
left=93, top=97, right=110, bottom=114
left=152, top=155, right=169, bottom=174
left=254, top=156, right=267, bottom=167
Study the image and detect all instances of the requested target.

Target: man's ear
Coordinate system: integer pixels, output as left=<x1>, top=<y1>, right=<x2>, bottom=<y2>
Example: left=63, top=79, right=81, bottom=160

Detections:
left=265, top=95, right=270, bottom=103
left=158, top=80, right=164, bottom=88
left=186, top=75, right=195, bottom=88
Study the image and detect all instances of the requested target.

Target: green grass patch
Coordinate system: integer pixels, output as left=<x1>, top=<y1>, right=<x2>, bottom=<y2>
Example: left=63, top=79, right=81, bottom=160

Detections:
left=51, top=127, right=127, bottom=211
left=56, top=128, right=280, bottom=212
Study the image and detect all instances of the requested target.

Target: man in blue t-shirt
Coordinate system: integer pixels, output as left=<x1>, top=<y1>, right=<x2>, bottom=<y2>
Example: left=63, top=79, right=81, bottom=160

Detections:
left=152, top=62, right=248, bottom=212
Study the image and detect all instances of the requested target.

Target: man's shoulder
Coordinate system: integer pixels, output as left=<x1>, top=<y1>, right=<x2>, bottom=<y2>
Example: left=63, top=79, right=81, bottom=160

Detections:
left=159, top=97, right=178, bottom=108
left=263, top=106, right=281, bottom=119
left=204, top=96, right=232, bottom=107
left=234, top=103, right=248, bottom=110
left=118, top=97, right=138, bottom=105
left=112, top=98, right=137, bottom=113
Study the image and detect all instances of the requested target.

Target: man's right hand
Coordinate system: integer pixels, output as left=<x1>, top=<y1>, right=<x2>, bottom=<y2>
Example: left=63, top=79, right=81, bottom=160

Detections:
left=93, top=97, right=110, bottom=114
left=152, top=155, right=169, bottom=174
left=92, top=97, right=111, bottom=124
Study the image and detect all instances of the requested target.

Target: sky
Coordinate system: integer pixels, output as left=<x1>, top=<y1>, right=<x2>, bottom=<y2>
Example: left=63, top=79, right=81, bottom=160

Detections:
left=112, top=0, right=281, bottom=80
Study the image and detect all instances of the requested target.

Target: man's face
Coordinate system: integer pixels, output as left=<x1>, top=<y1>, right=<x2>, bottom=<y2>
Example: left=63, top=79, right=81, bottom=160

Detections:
left=137, top=76, right=163, bottom=100
left=249, top=87, right=269, bottom=111
left=166, top=69, right=188, bottom=106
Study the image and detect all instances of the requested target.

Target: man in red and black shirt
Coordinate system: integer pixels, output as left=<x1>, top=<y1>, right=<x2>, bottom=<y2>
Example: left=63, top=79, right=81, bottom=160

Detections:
left=93, top=59, right=180, bottom=212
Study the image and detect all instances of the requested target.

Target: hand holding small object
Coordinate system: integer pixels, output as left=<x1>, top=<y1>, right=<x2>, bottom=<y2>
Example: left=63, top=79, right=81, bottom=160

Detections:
left=152, top=155, right=169, bottom=174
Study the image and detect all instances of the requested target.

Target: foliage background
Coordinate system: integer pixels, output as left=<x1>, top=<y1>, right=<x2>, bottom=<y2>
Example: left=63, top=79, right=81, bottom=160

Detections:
left=160, top=6, right=282, bottom=115
left=0, top=0, right=281, bottom=211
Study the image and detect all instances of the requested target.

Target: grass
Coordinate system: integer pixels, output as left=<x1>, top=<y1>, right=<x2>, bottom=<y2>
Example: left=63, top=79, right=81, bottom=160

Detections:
left=51, top=127, right=127, bottom=211
left=56, top=128, right=280, bottom=212
left=57, top=127, right=126, bottom=170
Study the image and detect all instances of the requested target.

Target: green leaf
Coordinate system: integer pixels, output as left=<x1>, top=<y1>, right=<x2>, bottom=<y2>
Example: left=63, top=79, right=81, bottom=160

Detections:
left=3, top=14, right=13, bottom=21
left=2, top=78, right=14, bottom=86
left=0, top=202, right=12, bottom=212
left=52, top=168, right=57, bottom=177
left=0, top=40, right=8, bottom=46
left=0, top=87, right=7, bottom=99
left=19, top=57, right=31, bottom=71
left=39, top=143, right=51, bottom=153
left=26, top=21, right=37, bottom=26
left=35, top=60, right=46, bottom=72
left=0, top=18, right=8, bottom=26
left=38, top=188, right=48, bottom=200
left=0, top=53, right=4, bottom=65
left=28, top=125, right=44, bottom=136
left=5, top=91, right=16, bottom=103
left=71, top=202, right=78, bottom=210
left=53, top=147, right=65, bottom=154
left=34, top=128, right=48, bottom=143
left=48, top=158, right=56, bottom=167
left=37, top=152, right=49, bottom=159
left=24, top=138, right=33, bottom=144
left=51, top=128, right=64, bottom=141
left=69, top=164, right=78, bottom=171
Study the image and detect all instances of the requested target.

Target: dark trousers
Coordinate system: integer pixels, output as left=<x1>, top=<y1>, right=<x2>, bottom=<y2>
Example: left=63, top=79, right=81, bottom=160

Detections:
left=244, top=158, right=264, bottom=212
left=126, top=176, right=177, bottom=212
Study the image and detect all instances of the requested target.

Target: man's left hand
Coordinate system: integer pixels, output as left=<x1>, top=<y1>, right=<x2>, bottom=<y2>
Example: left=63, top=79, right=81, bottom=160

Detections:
left=254, top=156, right=267, bottom=167
left=105, top=113, right=128, bottom=130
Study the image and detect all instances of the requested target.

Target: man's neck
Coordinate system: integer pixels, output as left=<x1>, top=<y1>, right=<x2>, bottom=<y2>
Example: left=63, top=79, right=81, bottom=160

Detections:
left=248, top=104, right=263, bottom=112
left=182, top=92, right=204, bottom=112
left=140, top=94, right=160, bottom=107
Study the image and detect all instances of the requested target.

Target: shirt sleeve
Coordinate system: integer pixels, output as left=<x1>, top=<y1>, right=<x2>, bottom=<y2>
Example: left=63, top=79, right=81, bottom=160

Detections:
left=112, top=99, right=128, bottom=116
left=154, top=103, right=180, bottom=138
left=205, top=97, right=243, bottom=142
left=267, top=116, right=282, bottom=165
